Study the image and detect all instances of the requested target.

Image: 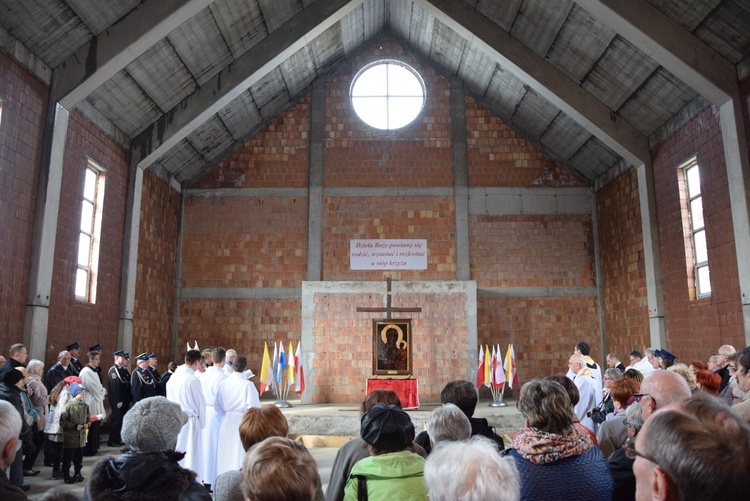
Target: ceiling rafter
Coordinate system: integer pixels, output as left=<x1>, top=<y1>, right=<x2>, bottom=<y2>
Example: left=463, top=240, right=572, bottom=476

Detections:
left=56, top=0, right=217, bottom=109
left=419, top=0, right=649, bottom=166
left=575, top=0, right=737, bottom=105
left=131, top=0, right=364, bottom=170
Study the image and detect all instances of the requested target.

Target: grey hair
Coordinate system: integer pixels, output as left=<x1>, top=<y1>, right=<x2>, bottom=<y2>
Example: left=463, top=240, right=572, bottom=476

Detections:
left=642, top=393, right=750, bottom=500
left=57, top=350, right=70, bottom=360
left=427, top=403, right=471, bottom=445
left=624, top=402, right=643, bottom=432
left=26, top=359, right=44, bottom=375
left=604, top=368, right=623, bottom=380
left=645, top=347, right=656, bottom=357
left=425, top=436, right=520, bottom=501
left=0, top=400, right=22, bottom=452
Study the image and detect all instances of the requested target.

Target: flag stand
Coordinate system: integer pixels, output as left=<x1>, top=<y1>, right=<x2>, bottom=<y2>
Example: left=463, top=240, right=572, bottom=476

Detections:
left=489, top=384, right=508, bottom=407
left=273, top=379, right=293, bottom=408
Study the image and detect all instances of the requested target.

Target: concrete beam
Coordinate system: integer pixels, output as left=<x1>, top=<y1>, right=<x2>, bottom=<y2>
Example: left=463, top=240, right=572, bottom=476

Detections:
left=307, top=77, right=325, bottom=282
left=117, top=164, right=144, bottom=356
left=56, top=0, right=217, bottom=108
left=637, top=161, right=667, bottom=349
left=132, top=0, right=364, bottom=170
left=420, top=0, right=649, bottom=166
left=719, top=100, right=750, bottom=343
left=451, top=77, right=470, bottom=281
left=575, top=0, right=736, bottom=105
left=24, top=102, right=69, bottom=361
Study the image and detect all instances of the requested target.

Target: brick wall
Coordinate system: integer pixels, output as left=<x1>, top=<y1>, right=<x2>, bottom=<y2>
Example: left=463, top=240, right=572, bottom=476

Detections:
left=596, top=169, right=649, bottom=361
left=470, top=214, right=595, bottom=287
left=324, top=39, right=453, bottom=188
left=650, top=104, right=744, bottom=360
left=0, top=51, right=46, bottom=351
left=195, top=98, right=311, bottom=189
left=477, top=296, right=601, bottom=390
left=132, top=170, right=180, bottom=372
left=311, top=292, right=469, bottom=403
left=181, top=196, right=308, bottom=288
left=466, top=97, right=588, bottom=188
left=46, top=110, right=130, bottom=368
left=178, top=297, right=301, bottom=375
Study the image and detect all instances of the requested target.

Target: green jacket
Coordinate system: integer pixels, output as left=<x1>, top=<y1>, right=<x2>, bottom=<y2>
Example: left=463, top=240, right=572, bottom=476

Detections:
left=60, top=398, right=90, bottom=448
left=344, top=450, right=427, bottom=501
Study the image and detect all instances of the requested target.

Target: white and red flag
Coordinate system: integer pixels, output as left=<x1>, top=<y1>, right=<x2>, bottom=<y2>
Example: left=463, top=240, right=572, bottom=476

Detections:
left=475, top=345, right=485, bottom=388
left=492, top=344, right=505, bottom=389
left=294, top=342, right=305, bottom=396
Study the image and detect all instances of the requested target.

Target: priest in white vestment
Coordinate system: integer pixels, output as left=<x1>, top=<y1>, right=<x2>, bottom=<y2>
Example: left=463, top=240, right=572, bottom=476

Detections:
left=166, top=350, right=206, bottom=481
left=215, top=356, right=260, bottom=476
left=569, top=354, right=598, bottom=433
left=200, top=347, right=228, bottom=487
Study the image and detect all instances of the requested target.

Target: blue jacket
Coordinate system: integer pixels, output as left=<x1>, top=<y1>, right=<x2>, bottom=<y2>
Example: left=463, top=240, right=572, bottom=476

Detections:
left=504, top=447, right=614, bottom=501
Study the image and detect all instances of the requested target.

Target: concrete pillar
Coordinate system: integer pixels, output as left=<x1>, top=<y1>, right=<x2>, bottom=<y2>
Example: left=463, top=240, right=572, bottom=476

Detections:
left=116, top=164, right=144, bottom=355
left=451, top=77, right=470, bottom=280
left=637, top=162, right=667, bottom=348
left=24, top=101, right=69, bottom=361
left=719, top=99, right=750, bottom=343
left=307, top=77, right=325, bottom=281
left=171, top=191, right=186, bottom=363
left=591, top=194, right=607, bottom=368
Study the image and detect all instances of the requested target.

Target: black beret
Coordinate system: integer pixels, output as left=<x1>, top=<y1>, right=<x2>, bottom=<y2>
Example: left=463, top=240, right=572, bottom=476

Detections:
left=360, top=403, right=414, bottom=451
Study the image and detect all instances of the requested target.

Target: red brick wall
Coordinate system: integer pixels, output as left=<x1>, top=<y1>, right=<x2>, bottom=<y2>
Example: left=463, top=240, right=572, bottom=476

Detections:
left=132, top=170, right=180, bottom=371
left=0, top=51, right=47, bottom=352
left=596, top=169, right=649, bottom=360
left=322, top=196, right=456, bottom=280
left=195, top=98, right=311, bottom=189
left=477, top=296, right=601, bottom=393
left=651, top=105, right=744, bottom=359
left=178, top=297, right=301, bottom=377
left=324, top=39, right=453, bottom=188
left=470, top=214, right=595, bottom=287
left=181, top=196, right=308, bottom=288
left=466, top=97, right=587, bottom=188
left=311, top=292, right=469, bottom=403
left=46, top=110, right=130, bottom=367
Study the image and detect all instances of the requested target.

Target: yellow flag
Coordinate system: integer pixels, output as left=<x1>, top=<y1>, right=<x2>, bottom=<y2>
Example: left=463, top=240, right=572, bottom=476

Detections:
left=287, top=341, right=295, bottom=385
left=483, top=345, right=491, bottom=387
left=260, top=342, right=271, bottom=395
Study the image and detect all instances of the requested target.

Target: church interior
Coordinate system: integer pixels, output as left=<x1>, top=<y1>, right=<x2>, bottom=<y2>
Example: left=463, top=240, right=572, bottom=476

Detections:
left=2, top=0, right=750, bottom=405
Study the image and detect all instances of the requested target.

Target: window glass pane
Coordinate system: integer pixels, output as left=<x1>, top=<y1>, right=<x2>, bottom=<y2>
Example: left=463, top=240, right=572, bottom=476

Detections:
left=352, top=65, right=387, bottom=97
left=84, top=168, right=97, bottom=200
left=697, top=265, right=711, bottom=295
left=686, top=165, right=700, bottom=198
left=75, top=269, right=89, bottom=298
left=689, top=197, right=704, bottom=230
left=80, top=200, right=94, bottom=233
left=694, top=229, right=708, bottom=263
left=352, top=97, right=389, bottom=129
left=78, top=233, right=91, bottom=266
left=387, top=64, right=423, bottom=96
left=388, top=97, right=424, bottom=129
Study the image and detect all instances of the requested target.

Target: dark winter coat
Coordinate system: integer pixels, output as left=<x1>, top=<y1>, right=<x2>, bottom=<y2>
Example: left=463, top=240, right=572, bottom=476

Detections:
left=84, top=451, right=211, bottom=501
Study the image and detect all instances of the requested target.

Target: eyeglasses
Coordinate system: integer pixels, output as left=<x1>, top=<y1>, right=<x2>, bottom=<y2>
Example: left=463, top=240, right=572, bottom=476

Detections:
left=728, top=365, right=737, bottom=371
left=624, top=440, right=658, bottom=464
left=633, top=393, right=656, bottom=406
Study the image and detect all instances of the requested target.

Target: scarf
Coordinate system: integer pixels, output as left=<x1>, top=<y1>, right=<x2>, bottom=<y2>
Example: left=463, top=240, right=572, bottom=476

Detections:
left=512, top=426, right=592, bottom=465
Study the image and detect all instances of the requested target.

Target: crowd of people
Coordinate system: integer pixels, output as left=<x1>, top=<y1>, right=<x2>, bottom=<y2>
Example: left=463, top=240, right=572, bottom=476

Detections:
left=2, top=340, right=750, bottom=500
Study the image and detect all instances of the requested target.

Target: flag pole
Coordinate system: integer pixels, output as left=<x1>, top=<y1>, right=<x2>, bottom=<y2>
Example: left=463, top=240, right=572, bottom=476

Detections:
left=489, top=383, right=507, bottom=407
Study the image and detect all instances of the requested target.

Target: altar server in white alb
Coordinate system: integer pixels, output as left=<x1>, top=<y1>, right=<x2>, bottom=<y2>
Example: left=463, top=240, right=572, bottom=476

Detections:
left=215, top=355, right=261, bottom=476
left=200, top=347, right=228, bottom=488
left=166, top=349, right=206, bottom=482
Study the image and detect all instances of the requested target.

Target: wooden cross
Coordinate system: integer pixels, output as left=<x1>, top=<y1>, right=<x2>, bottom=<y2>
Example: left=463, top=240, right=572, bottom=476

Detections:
left=357, top=277, right=422, bottom=319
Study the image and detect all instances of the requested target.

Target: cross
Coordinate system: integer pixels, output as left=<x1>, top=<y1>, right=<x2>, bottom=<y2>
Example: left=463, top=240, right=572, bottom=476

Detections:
left=357, top=277, right=422, bottom=319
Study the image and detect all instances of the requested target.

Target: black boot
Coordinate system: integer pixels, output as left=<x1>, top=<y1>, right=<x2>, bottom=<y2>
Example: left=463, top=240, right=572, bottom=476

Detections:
left=64, top=472, right=75, bottom=484
left=74, top=472, right=84, bottom=483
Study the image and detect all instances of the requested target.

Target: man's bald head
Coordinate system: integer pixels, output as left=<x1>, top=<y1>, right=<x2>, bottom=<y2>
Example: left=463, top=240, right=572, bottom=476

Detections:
left=717, top=345, right=736, bottom=368
left=640, top=370, right=691, bottom=420
left=568, top=354, right=586, bottom=373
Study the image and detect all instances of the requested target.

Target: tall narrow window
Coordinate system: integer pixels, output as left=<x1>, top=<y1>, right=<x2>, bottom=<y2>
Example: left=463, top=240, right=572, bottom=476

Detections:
left=679, top=159, right=710, bottom=298
left=75, top=161, right=106, bottom=303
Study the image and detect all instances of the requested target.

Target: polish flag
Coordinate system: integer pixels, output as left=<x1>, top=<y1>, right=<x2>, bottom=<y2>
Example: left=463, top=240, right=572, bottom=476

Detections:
left=475, top=345, right=485, bottom=388
left=294, top=342, right=305, bottom=396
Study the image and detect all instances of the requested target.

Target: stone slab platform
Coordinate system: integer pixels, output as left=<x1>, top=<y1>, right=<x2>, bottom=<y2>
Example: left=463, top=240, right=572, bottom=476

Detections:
left=277, top=397, right=524, bottom=438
